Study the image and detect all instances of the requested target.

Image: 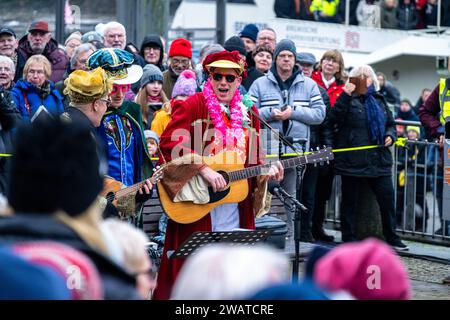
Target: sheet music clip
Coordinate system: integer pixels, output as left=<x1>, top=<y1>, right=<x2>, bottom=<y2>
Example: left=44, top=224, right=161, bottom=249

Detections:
left=170, top=230, right=273, bottom=259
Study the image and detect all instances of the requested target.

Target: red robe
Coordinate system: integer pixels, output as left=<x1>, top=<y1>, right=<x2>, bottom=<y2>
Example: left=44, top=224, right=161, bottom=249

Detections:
left=153, top=92, right=264, bottom=300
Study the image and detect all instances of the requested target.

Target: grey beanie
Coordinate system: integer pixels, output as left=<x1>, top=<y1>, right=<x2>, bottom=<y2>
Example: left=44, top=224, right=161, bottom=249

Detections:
left=140, top=64, right=163, bottom=88
left=144, top=130, right=160, bottom=144
left=274, top=39, right=297, bottom=60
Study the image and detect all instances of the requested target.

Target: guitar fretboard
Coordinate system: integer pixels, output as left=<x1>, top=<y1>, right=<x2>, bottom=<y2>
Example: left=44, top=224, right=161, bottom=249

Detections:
left=113, top=176, right=159, bottom=199
left=228, top=155, right=308, bottom=182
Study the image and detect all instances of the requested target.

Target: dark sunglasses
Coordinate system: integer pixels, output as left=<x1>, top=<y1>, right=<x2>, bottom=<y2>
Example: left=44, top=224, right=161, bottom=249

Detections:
left=212, top=73, right=237, bottom=83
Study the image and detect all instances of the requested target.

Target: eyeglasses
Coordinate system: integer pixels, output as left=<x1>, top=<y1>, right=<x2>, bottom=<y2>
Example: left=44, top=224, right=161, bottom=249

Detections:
left=99, top=98, right=112, bottom=108
left=171, top=58, right=190, bottom=66
left=212, top=73, right=237, bottom=83
left=259, top=36, right=275, bottom=42
left=323, top=57, right=339, bottom=64
left=110, top=84, right=131, bottom=95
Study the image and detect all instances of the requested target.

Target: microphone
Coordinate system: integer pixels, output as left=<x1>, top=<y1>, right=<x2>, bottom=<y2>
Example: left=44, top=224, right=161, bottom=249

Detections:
left=284, top=137, right=308, bottom=145
left=268, top=181, right=308, bottom=212
left=268, top=181, right=283, bottom=200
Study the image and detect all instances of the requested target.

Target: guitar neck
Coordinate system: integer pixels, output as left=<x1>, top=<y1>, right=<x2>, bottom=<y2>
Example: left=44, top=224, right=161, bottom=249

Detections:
left=114, top=176, right=157, bottom=199
left=229, top=155, right=307, bottom=182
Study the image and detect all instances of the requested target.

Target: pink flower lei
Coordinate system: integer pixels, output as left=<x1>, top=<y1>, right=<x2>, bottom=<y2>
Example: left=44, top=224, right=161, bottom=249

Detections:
left=203, top=79, right=246, bottom=151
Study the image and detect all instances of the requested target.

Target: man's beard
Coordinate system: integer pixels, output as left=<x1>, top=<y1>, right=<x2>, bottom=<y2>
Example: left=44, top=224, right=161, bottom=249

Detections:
left=31, top=44, right=46, bottom=54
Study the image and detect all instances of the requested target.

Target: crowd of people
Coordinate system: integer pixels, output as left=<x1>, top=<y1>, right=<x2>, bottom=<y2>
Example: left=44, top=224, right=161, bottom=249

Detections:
left=274, top=0, right=450, bottom=30
left=0, top=16, right=449, bottom=300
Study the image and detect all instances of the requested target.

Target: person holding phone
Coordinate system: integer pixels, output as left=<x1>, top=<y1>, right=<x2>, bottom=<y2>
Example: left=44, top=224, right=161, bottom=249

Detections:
left=327, top=64, right=408, bottom=251
left=249, top=39, right=325, bottom=240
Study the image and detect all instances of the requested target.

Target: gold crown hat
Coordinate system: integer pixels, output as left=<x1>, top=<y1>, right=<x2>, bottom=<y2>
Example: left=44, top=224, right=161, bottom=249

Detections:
left=64, top=67, right=113, bottom=104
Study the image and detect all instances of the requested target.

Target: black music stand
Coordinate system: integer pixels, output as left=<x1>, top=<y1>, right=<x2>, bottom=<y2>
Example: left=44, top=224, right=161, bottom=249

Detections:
left=170, top=230, right=273, bottom=259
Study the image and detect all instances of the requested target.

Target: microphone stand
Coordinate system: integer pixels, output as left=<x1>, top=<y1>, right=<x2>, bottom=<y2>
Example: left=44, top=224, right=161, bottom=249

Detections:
left=250, top=108, right=308, bottom=282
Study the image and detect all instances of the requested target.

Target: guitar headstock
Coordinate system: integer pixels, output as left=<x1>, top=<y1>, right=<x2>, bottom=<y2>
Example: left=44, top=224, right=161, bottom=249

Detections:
left=305, top=147, right=334, bottom=166
left=150, top=165, right=164, bottom=184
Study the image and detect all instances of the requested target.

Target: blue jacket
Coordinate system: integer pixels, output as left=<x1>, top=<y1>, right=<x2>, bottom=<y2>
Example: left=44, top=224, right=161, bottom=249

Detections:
left=11, top=80, right=64, bottom=122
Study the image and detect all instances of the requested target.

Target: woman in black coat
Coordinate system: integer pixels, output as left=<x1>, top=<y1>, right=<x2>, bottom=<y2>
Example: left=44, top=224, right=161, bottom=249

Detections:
left=327, top=65, right=408, bottom=250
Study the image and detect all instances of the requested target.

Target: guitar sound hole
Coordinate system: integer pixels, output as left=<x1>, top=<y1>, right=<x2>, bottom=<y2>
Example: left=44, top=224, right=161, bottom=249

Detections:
left=204, top=171, right=231, bottom=204
left=217, top=171, right=230, bottom=185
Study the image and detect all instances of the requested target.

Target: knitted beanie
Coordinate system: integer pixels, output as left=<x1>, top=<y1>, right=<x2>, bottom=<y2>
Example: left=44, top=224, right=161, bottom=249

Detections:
left=274, top=39, right=297, bottom=60
left=140, top=64, right=164, bottom=88
left=7, top=119, right=103, bottom=217
left=169, top=38, right=192, bottom=58
left=314, top=238, right=411, bottom=300
left=239, top=24, right=259, bottom=42
left=171, top=70, right=197, bottom=98
left=224, top=36, right=247, bottom=57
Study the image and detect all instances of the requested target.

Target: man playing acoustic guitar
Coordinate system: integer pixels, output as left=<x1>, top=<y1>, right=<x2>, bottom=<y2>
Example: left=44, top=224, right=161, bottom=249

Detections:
left=154, top=50, right=284, bottom=300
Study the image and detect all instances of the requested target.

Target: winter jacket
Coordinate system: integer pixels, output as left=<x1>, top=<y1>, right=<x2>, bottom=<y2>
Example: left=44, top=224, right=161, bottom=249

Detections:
left=310, top=86, right=334, bottom=149
left=242, top=67, right=264, bottom=92
left=16, top=36, right=69, bottom=83
left=419, top=84, right=443, bottom=139
left=311, top=70, right=345, bottom=107
left=11, top=79, right=64, bottom=122
left=162, top=68, right=179, bottom=99
left=327, top=92, right=397, bottom=177
left=310, top=0, right=342, bottom=23
left=0, top=89, right=21, bottom=193
left=248, top=67, right=326, bottom=153
left=379, top=81, right=401, bottom=108
left=381, top=2, right=399, bottom=29
left=396, top=108, right=419, bottom=122
left=0, top=214, right=141, bottom=300
left=356, top=1, right=381, bottom=28
left=397, top=2, right=418, bottom=30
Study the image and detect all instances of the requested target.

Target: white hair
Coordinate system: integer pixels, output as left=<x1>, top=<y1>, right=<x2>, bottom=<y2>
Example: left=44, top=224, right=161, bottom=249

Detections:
left=103, top=21, right=126, bottom=36
left=171, top=244, right=289, bottom=300
left=70, top=43, right=96, bottom=70
left=101, top=218, right=149, bottom=273
left=349, top=64, right=380, bottom=91
left=0, top=55, right=15, bottom=74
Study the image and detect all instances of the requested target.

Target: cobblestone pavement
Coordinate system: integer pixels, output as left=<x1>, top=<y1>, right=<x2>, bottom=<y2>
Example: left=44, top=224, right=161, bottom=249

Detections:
left=401, top=257, right=450, bottom=300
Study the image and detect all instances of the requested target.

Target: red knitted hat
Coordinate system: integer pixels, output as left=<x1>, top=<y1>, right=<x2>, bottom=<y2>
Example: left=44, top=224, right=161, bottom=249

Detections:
left=169, top=38, right=192, bottom=59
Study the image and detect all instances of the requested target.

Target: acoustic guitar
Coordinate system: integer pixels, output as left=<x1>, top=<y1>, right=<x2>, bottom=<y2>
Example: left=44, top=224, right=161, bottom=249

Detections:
left=101, top=167, right=164, bottom=207
left=158, top=147, right=334, bottom=224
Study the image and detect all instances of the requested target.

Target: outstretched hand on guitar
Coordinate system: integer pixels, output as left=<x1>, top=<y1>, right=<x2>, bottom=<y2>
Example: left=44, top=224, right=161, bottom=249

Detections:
left=135, top=179, right=153, bottom=203
left=199, top=166, right=227, bottom=193
left=268, top=161, right=284, bottom=182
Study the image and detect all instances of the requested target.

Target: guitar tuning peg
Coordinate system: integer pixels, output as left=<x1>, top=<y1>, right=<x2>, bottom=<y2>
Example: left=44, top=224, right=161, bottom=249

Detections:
left=316, top=146, right=320, bottom=151
left=327, top=160, right=330, bottom=165
left=314, top=163, right=318, bottom=167
left=156, top=166, right=160, bottom=169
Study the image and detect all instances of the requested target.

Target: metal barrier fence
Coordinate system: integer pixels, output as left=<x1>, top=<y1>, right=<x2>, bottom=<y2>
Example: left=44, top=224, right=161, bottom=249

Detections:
left=326, top=139, right=450, bottom=245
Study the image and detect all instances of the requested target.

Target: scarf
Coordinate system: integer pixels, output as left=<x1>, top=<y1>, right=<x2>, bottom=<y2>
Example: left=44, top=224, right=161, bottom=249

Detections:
left=364, top=85, right=385, bottom=145
left=321, top=73, right=335, bottom=89
left=37, top=81, right=51, bottom=100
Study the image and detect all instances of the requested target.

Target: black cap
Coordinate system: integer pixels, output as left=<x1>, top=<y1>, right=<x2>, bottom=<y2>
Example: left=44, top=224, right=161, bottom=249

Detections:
left=0, top=27, right=16, bottom=38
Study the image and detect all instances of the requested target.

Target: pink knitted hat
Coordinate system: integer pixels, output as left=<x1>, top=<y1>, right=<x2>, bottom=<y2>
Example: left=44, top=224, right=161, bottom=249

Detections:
left=171, top=70, right=197, bottom=99
left=313, top=238, right=411, bottom=300
left=13, top=241, right=103, bottom=300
